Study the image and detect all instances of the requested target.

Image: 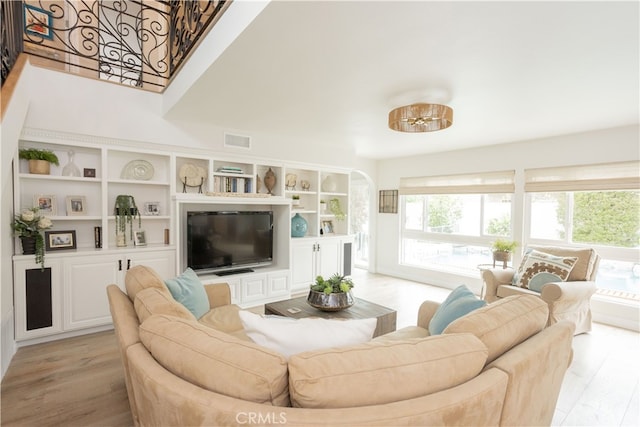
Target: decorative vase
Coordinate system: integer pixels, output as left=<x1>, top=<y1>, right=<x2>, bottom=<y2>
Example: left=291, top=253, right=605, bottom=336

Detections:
left=307, top=289, right=355, bottom=312
left=264, top=168, right=276, bottom=195
left=28, top=159, right=50, bottom=175
left=291, top=213, right=308, bottom=237
left=20, top=236, right=37, bottom=255
left=321, top=175, right=337, bottom=192
left=116, top=233, right=127, bottom=247
left=62, top=150, right=81, bottom=177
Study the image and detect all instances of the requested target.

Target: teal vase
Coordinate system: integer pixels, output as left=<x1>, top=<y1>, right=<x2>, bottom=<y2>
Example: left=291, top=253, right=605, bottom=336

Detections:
left=291, top=213, right=308, bottom=237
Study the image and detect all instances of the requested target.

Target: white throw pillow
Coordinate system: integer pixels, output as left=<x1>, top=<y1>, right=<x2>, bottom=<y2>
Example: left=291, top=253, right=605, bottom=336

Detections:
left=238, top=311, right=377, bottom=358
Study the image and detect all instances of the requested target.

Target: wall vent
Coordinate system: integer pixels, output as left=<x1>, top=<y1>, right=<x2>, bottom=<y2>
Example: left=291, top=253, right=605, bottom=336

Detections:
left=224, top=133, right=251, bottom=150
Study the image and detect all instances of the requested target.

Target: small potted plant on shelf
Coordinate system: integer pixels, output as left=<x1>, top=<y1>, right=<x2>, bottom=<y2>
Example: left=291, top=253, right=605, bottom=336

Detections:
left=328, top=198, right=345, bottom=220
left=11, top=207, right=53, bottom=269
left=319, top=199, right=327, bottom=213
left=292, top=194, right=300, bottom=206
left=307, top=273, right=355, bottom=311
left=491, top=238, right=518, bottom=268
left=19, top=148, right=60, bottom=175
left=114, top=195, right=141, bottom=246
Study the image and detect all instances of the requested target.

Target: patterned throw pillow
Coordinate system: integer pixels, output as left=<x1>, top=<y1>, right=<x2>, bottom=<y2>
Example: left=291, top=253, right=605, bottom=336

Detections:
left=512, top=249, right=578, bottom=292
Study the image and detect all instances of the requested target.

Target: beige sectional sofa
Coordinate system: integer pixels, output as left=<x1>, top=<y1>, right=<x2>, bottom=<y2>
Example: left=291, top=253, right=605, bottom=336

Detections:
left=107, top=265, right=575, bottom=426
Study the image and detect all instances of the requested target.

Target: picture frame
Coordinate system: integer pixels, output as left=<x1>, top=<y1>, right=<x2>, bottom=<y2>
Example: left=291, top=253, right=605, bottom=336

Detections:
left=83, top=168, right=96, bottom=178
left=34, top=194, right=57, bottom=216
left=379, top=189, right=398, bottom=214
left=24, top=4, right=53, bottom=40
left=134, top=230, right=147, bottom=246
left=144, top=202, right=160, bottom=216
left=66, top=195, right=87, bottom=216
left=45, top=230, right=77, bottom=251
left=322, top=220, right=334, bottom=234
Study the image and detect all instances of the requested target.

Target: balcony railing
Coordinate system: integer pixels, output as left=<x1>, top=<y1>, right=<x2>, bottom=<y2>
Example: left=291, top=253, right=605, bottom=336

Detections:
left=1, top=0, right=230, bottom=92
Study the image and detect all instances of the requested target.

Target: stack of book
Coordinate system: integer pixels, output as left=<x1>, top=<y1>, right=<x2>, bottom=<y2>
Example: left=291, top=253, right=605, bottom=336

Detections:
left=217, top=166, right=244, bottom=174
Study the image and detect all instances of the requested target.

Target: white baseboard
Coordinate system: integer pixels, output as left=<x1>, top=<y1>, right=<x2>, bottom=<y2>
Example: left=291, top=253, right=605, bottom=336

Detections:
left=592, top=296, right=640, bottom=332
left=1, top=308, right=16, bottom=380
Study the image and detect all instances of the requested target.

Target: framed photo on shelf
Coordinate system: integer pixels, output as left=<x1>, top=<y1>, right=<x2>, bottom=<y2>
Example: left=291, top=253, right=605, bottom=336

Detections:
left=45, top=230, right=77, bottom=251
left=24, top=4, right=53, bottom=40
left=321, top=220, right=334, bottom=235
left=134, top=230, right=147, bottom=246
left=144, top=202, right=160, bottom=216
left=83, top=168, right=96, bottom=178
left=66, top=195, right=86, bottom=216
left=34, top=194, right=57, bottom=216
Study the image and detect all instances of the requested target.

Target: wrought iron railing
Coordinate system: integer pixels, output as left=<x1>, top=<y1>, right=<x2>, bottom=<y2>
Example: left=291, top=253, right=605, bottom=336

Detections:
left=2, top=0, right=229, bottom=92
left=1, top=0, right=24, bottom=87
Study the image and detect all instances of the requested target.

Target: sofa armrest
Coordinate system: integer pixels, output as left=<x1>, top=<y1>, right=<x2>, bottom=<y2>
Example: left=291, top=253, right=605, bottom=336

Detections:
left=482, top=268, right=516, bottom=302
left=417, top=300, right=441, bottom=329
left=540, top=281, right=597, bottom=303
left=204, top=283, right=232, bottom=308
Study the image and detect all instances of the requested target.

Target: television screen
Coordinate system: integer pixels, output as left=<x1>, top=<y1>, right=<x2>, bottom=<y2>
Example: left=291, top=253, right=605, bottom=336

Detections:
left=187, top=211, right=273, bottom=274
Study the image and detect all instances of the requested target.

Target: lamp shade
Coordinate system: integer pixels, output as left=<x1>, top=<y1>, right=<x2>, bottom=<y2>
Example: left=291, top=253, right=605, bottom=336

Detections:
left=388, top=103, right=453, bottom=132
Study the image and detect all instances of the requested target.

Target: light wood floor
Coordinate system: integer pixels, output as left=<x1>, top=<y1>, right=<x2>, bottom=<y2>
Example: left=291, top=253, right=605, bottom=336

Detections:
left=1, top=269, right=638, bottom=426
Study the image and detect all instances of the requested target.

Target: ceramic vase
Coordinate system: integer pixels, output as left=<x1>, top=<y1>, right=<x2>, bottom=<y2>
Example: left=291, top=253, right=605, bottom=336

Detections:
left=321, top=175, right=337, bottom=192
left=264, top=168, right=276, bottom=194
left=291, top=213, right=308, bottom=237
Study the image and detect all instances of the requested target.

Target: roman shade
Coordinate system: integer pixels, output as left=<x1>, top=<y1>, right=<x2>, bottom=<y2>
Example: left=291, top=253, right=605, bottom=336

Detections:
left=524, top=161, right=640, bottom=192
left=399, top=170, right=515, bottom=195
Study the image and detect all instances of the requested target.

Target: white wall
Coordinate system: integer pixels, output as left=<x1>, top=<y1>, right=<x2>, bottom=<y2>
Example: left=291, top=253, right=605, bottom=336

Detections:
left=375, top=125, right=640, bottom=329
left=1, top=60, right=33, bottom=377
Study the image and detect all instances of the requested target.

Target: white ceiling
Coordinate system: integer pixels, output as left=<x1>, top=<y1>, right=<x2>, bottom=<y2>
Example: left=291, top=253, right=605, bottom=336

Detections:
left=167, top=1, right=639, bottom=159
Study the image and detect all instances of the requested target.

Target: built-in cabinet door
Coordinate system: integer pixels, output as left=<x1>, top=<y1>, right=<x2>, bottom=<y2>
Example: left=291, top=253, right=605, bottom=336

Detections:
left=63, top=255, right=120, bottom=331
left=242, top=274, right=268, bottom=305
left=14, top=258, right=64, bottom=341
left=291, top=239, right=317, bottom=293
left=127, top=250, right=176, bottom=281
left=317, top=239, right=341, bottom=278
left=268, top=272, right=290, bottom=299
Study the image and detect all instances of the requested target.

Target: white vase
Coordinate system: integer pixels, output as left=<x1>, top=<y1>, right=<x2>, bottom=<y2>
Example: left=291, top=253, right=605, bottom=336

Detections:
left=321, top=175, right=337, bottom=192
left=62, top=150, right=81, bottom=177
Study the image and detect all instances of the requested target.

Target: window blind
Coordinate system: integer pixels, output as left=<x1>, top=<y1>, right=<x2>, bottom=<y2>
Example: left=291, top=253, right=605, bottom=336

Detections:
left=399, top=170, right=515, bottom=195
left=524, top=161, right=640, bottom=192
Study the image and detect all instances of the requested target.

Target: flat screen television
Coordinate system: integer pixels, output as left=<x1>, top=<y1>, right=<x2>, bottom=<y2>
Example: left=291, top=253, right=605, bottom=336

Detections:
left=187, top=211, right=273, bottom=275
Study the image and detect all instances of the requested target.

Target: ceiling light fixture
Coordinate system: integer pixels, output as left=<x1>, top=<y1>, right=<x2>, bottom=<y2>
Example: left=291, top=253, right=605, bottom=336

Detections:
left=388, top=103, right=453, bottom=133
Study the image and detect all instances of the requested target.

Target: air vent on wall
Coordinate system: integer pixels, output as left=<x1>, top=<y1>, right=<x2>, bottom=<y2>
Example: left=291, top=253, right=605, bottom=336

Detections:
left=224, top=133, right=251, bottom=150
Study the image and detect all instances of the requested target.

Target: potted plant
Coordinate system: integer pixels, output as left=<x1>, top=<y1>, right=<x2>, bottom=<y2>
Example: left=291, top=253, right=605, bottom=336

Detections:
left=328, top=198, right=345, bottom=220
left=491, top=238, right=518, bottom=268
left=307, top=273, right=355, bottom=311
left=19, top=148, right=60, bottom=175
left=319, top=199, right=327, bottom=212
left=292, top=194, right=300, bottom=206
left=11, top=207, right=53, bottom=269
left=114, top=195, right=141, bottom=245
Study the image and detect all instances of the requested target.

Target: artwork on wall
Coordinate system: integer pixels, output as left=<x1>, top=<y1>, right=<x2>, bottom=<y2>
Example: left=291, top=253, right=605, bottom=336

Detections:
left=24, top=4, right=53, bottom=40
left=379, top=190, right=398, bottom=214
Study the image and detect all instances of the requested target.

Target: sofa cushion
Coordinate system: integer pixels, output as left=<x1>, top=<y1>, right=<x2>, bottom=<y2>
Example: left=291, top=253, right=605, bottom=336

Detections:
left=428, top=285, right=487, bottom=335
left=198, top=304, right=244, bottom=333
left=139, top=314, right=290, bottom=406
left=134, top=287, right=196, bottom=324
left=443, top=294, right=548, bottom=363
left=288, top=333, right=488, bottom=408
left=529, top=245, right=597, bottom=281
left=164, top=268, right=209, bottom=319
left=512, top=249, right=577, bottom=292
left=124, top=265, right=167, bottom=302
left=238, top=310, right=376, bottom=358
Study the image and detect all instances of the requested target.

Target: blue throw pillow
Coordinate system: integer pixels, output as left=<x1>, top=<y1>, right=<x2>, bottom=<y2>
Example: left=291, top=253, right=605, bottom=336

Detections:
left=428, top=285, right=487, bottom=335
left=164, top=268, right=209, bottom=319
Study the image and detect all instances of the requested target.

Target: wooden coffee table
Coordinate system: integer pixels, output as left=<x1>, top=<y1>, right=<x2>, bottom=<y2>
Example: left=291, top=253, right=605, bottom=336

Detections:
left=264, top=296, right=397, bottom=338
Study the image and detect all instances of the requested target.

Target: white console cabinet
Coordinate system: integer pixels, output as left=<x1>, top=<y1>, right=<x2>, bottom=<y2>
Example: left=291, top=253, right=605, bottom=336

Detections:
left=291, top=235, right=354, bottom=294
left=13, top=248, right=175, bottom=342
left=200, top=269, right=291, bottom=308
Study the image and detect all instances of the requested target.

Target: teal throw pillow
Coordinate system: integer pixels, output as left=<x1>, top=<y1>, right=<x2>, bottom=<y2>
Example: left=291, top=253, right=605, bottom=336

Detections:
left=164, top=268, right=209, bottom=319
left=428, top=285, right=487, bottom=335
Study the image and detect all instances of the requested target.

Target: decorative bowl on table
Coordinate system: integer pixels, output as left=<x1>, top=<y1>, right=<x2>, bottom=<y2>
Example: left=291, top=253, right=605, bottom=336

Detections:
left=306, top=274, right=355, bottom=312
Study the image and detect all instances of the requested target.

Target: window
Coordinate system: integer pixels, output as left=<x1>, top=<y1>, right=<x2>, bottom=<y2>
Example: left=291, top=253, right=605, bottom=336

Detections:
left=525, top=162, right=640, bottom=299
left=399, top=170, right=515, bottom=273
